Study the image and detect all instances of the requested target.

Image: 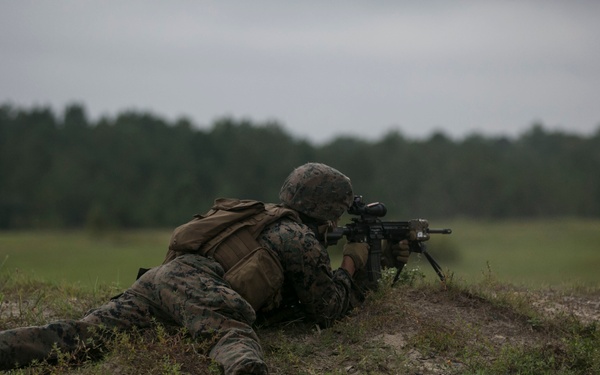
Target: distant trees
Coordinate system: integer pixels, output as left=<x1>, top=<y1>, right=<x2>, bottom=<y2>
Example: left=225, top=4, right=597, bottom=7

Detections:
left=1, top=103, right=599, bottom=229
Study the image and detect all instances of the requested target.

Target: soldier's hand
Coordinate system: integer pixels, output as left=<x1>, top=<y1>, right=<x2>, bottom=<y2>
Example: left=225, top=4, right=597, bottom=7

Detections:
left=343, top=242, right=369, bottom=270
left=394, top=240, right=411, bottom=263
left=383, top=239, right=411, bottom=268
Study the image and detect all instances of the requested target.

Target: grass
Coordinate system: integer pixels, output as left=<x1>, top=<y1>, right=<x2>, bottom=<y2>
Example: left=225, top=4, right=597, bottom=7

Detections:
left=3, top=218, right=599, bottom=290
left=429, top=218, right=600, bottom=286
left=0, top=263, right=598, bottom=374
left=1, top=219, right=599, bottom=372
left=0, top=229, right=171, bottom=289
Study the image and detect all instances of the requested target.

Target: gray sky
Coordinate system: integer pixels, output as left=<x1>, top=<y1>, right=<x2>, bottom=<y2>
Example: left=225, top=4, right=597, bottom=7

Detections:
left=1, top=1, right=599, bottom=143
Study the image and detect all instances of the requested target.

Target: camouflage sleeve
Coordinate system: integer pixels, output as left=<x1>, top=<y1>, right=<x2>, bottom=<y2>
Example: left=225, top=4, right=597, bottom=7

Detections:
left=258, top=219, right=353, bottom=327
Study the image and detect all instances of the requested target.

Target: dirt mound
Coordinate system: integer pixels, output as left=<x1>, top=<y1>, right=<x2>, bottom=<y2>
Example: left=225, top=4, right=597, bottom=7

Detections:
left=260, top=282, right=600, bottom=374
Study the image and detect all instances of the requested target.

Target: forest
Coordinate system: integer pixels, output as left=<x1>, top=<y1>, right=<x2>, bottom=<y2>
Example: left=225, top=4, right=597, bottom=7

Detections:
left=1, top=102, right=599, bottom=230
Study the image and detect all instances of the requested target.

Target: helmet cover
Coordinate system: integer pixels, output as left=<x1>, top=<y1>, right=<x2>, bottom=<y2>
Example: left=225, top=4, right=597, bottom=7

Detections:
left=279, top=162, right=353, bottom=221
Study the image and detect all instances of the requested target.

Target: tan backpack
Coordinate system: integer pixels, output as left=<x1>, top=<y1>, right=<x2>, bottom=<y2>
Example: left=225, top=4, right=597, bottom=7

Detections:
left=163, top=198, right=300, bottom=311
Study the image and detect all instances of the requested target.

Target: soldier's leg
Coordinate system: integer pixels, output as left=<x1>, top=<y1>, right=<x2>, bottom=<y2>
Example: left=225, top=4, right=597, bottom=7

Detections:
left=133, top=254, right=268, bottom=375
left=0, top=319, right=99, bottom=370
left=80, top=289, right=161, bottom=329
left=0, top=287, right=159, bottom=371
left=205, top=287, right=267, bottom=375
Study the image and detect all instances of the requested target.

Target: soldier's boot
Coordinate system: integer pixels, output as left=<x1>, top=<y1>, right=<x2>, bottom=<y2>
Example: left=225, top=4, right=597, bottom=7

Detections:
left=209, top=328, right=268, bottom=375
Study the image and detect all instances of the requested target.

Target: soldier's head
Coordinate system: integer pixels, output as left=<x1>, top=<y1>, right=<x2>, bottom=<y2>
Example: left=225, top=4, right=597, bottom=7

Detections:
left=279, top=162, right=353, bottom=222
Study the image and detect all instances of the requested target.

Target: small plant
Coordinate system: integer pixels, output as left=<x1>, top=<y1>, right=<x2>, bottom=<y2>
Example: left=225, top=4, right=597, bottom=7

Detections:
left=394, top=266, right=427, bottom=287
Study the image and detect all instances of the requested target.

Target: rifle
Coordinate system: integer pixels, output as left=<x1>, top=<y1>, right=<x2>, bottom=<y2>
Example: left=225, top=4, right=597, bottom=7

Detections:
left=325, top=195, right=452, bottom=286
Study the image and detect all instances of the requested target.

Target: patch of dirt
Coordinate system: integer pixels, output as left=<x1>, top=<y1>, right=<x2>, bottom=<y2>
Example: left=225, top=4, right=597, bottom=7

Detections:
left=530, top=289, right=600, bottom=324
left=0, top=300, right=57, bottom=327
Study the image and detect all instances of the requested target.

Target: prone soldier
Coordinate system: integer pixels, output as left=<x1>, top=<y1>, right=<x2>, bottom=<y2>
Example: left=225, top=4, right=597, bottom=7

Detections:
left=0, top=162, right=377, bottom=374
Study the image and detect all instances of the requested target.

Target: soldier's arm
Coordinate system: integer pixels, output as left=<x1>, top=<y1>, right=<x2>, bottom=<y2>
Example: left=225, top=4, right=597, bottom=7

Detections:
left=260, top=220, right=354, bottom=327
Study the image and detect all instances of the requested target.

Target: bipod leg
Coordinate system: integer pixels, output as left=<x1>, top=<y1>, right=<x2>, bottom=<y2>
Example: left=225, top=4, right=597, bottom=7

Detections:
left=392, top=243, right=446, bottom=285
left=391, top=263, right=406, bottom=286
left=422, top=246, right=446, bottom=282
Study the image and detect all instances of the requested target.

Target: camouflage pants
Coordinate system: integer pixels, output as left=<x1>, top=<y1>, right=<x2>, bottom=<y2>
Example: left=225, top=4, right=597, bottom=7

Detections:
left=0, top=254, right=268, bottom=374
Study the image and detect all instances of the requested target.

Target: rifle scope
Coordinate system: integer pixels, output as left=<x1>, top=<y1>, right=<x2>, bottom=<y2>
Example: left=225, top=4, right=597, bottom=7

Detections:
left=348, top=196, right=387, bottom=218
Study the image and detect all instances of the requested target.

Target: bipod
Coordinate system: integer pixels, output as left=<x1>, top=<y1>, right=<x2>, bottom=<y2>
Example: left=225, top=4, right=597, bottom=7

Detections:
left=392, top=243, right=446, bottom=285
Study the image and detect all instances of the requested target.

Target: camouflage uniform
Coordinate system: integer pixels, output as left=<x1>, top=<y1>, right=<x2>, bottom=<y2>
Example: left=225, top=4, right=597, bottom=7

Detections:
left=257, top=218, right=354, bottom=326
left=0, top=254, right=265, bottom=374
left=0, top=163, right=359, bottom=374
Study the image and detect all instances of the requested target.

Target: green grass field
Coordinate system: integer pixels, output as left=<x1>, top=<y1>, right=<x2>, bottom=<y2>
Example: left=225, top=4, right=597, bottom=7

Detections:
left=1, top=218, right=599, bottom=290
left=0, top=230, right=171, bottom=289
left=429, top=218, right=600, bottom=287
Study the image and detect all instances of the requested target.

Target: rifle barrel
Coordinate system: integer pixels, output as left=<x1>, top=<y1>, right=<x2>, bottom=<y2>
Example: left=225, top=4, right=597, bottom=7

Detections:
left=428, top=228, right=452, bottom=234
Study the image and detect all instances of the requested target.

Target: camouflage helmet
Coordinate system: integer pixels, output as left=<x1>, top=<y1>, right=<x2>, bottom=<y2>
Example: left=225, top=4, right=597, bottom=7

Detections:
left=279, top=162, right=353, bottom=222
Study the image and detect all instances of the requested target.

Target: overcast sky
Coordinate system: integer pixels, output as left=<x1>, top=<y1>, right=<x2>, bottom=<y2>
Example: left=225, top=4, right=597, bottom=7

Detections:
left=1, top=1, right=599, bottom=143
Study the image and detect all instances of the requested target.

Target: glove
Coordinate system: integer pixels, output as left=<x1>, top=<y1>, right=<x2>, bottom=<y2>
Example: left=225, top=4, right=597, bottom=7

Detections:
left=342, top=242, right=369, bottom=270
left=382, top=239, right=410, bottom=268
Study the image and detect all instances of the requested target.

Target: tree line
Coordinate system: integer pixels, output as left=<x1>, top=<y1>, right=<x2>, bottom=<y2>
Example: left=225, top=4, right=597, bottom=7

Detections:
left=1, top=103, right=599, bottom=230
